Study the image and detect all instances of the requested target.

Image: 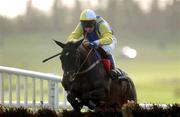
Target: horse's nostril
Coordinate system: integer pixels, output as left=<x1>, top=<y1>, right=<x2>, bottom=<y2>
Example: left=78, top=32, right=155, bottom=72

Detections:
left=69, top=77, right=75, bottom=82
left=63, top=74, right=67, bottom=77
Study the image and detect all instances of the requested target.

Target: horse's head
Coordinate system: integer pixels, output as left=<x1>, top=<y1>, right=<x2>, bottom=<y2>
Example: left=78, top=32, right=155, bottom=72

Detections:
left=54, top=39, right=83, bottom=83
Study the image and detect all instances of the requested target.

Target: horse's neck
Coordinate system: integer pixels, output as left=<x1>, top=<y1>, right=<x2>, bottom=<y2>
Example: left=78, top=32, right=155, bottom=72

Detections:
left=78, top=45, right=109, bottom=84
left=78, top=45, right=96, bottom=66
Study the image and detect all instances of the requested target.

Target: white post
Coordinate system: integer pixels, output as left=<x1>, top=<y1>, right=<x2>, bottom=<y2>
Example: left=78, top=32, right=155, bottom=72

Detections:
left=0, top=73, right=4, bottom=105
left=24, top=77, right=28, bottom=108
left=8, top=74, right=12, bottom=106
left=62, top=88, right=67, bottom=109
left=48, top=80, right=55, bottom=109
left=48, top=80, right=51, bottom=107
left=32, top=78, right=36, bottom=111
left=40, top=79, right=43, bottom=108
left=54, top=81, right=59, bottom=111
left=16, top=75, right=20, bottom=107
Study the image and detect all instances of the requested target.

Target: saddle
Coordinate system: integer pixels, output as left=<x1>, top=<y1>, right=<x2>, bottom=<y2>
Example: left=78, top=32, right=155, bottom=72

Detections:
left=96, top=47, right=111, bottom=76
left=94, top=47, right=129, bottom=81
left=110, top=68, right=129, bottom=81
left=82, top=41, right=127, bottom=81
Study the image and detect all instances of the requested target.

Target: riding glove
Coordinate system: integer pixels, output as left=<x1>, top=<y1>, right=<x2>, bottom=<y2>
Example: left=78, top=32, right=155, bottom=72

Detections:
left=89, top=40, right=100, bottom=49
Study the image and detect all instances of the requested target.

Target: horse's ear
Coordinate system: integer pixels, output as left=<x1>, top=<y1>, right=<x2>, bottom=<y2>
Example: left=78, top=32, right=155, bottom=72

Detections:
left=54, top=40, right=66, bottom=49
left=75, top=39, right=83, bottom=47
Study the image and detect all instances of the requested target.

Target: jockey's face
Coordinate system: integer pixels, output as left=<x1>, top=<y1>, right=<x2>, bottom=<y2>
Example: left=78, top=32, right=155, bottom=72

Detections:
left=84, top=26, right=95, bottom=33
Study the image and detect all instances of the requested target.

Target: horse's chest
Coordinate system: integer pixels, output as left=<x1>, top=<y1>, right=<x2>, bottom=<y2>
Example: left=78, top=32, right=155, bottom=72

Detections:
left=72, top=79, right=93, bottom=92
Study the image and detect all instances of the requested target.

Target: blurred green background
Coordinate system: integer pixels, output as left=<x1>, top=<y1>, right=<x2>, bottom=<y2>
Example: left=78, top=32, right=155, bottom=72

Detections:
left=0, top=0, right=179, bottom=104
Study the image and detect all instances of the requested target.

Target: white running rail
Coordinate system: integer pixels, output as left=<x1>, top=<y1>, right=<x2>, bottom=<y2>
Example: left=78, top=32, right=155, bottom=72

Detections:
left=0, top=66, right=70, bottom=111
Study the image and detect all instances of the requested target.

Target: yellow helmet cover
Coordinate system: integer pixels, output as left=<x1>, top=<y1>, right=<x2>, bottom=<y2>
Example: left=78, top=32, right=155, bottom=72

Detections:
left=80, top=9, right=97, bottom=21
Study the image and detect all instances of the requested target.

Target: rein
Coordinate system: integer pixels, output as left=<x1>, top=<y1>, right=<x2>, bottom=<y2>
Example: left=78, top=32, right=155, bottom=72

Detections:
left=74, top=48, right=101, bottom=76
left=78, top=58, right=101, bottom=75
left=76, top=48, right=93, bottom=73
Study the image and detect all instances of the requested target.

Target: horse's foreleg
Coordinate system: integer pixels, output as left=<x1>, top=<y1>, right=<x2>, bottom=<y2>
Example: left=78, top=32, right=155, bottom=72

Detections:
left=67, top=92, right=83, bottom=112
left=82, top=88, right=107, bottom=109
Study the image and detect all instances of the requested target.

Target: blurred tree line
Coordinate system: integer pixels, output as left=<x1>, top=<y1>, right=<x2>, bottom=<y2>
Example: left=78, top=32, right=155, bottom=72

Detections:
left=0, top=0, right=179, bottom=41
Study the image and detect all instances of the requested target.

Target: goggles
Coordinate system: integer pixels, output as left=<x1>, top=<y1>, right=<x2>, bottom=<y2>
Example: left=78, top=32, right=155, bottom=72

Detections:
left=81, top=20, right=96, bottom=28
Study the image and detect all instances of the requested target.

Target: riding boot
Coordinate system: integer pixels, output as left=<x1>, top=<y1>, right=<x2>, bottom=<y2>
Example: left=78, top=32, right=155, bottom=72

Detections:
left=107, top=54, right=119, bottom=79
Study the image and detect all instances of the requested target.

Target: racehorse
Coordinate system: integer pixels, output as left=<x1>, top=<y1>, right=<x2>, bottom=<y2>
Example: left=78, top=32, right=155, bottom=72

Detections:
left=54, top=39, right=137, bottom=112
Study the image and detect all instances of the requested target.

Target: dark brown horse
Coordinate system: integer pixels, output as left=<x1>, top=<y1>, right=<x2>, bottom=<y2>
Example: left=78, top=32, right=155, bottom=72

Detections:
left=54, top=39, right=137, bottom=112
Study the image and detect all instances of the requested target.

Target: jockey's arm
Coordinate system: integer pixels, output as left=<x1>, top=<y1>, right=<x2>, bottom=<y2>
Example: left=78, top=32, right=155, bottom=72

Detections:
left=67, top=23, right=83, bottom=42
left=98, top=22, right=113, bottom=45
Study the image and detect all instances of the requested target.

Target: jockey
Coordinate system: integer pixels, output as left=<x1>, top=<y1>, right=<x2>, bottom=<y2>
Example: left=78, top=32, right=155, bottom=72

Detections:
left=67, top=9, right=118, bottom=77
